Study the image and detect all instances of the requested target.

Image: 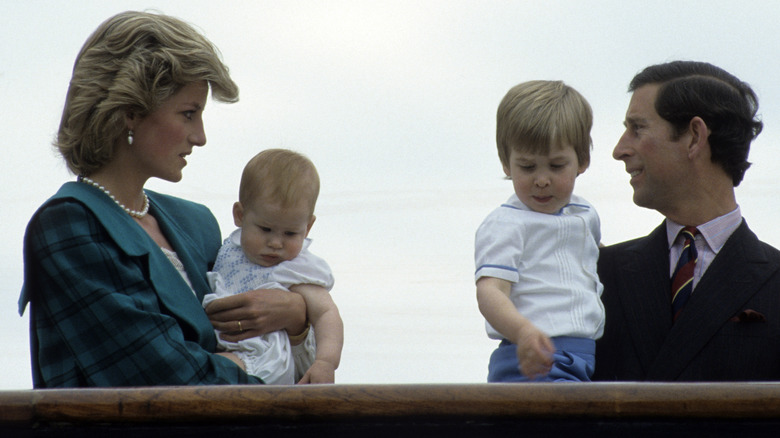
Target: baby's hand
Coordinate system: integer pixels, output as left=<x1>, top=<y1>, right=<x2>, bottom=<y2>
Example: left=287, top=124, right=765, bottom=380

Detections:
left=515, top=327, right=555, bottom=379
left=297, top=360, right=336, bottom=384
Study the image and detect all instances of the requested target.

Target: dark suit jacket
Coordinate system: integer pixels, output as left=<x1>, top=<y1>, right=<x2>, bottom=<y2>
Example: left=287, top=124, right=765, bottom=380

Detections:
left=594, top=220, right=780, bottom=381
left=19, top=182, right=261, bottom=387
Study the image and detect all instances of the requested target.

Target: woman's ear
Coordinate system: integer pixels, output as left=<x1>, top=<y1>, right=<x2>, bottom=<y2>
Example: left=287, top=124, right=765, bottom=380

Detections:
left=125, top=110, right=136, bottom=130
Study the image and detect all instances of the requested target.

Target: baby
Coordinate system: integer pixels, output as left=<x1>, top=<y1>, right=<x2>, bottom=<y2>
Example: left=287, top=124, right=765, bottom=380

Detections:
left=203, top=149, right=343, bottom=384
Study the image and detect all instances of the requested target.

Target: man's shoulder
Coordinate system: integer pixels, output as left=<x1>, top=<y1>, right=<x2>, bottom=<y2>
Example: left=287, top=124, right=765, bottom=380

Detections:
left=601, top=236, right=648, bottom=252
left=601, top=224, right=666, bottom=253
left=732, top=220, right=780, bottom=263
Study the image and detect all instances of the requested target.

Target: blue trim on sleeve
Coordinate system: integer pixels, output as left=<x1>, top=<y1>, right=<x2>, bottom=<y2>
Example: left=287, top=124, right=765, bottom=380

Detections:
left=475, top=264, right=518, bottom=275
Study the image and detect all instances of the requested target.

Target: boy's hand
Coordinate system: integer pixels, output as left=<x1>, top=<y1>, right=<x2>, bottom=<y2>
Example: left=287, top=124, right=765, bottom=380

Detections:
left=515, top=327, right=555, bottom=379
left=297, top=359, right=336, bottom=384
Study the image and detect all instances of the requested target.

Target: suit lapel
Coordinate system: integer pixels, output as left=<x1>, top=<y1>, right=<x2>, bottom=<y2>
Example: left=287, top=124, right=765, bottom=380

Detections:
left=612, top=223, right=674, bottom=374
left=647, top=221, right=779, bottom=380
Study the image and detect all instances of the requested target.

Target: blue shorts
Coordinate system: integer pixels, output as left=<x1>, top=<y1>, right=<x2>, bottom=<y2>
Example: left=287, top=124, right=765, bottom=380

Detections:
left=487, top=336, right=596, bottom=382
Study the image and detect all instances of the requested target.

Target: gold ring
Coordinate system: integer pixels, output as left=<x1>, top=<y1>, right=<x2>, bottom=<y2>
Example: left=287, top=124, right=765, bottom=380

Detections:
left=237, top=320, right=243, bottom=332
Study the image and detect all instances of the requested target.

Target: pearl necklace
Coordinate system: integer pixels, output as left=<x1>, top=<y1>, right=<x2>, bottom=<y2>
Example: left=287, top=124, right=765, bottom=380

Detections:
left=78, top=175, right=149, bottom=218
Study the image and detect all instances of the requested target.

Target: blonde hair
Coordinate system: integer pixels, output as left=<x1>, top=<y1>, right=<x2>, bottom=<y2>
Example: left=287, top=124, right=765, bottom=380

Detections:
left=57, top=10, right=239, bottom=175
left=496, top=80, right=593, bottom=168
left=239, top=149, right=320, bottom=215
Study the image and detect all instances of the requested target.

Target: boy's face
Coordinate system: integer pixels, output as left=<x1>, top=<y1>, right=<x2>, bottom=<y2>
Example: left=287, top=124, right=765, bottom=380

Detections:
left=233, top=200, right=315, bottom=267
left=503, top=143, right=587, bottom=214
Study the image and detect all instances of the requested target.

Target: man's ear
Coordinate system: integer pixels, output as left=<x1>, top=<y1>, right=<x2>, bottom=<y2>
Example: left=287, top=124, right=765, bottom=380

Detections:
left=687, top=116, right=711, bottom=159
left=232, top=202, right=244, bottom=227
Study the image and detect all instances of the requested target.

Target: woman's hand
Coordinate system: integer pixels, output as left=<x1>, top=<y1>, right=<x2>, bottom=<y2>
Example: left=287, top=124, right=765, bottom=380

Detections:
left=205, top=288, right=307, bottom=342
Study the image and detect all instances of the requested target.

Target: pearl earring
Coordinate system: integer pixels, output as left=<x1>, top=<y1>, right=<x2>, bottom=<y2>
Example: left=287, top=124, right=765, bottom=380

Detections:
left=127, top=130, right=134, bottom=145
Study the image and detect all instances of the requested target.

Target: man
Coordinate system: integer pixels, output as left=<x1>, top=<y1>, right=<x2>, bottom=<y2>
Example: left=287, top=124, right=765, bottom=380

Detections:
left=594, top=61, right=780, bottom=381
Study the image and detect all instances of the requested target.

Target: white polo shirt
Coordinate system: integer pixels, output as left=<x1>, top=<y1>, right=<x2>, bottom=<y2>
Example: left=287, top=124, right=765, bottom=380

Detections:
left=475, top=194, right=605, bottom=340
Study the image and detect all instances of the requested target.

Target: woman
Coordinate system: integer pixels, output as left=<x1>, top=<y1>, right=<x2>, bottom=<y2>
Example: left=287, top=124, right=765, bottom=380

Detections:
left=18, top=11, right=308, bottom=387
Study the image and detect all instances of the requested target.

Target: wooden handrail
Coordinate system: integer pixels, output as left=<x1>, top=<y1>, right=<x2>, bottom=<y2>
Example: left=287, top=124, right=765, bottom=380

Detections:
left=3, top=383, right=780, bottom=422
left=3, top=383, right=780, bottom=435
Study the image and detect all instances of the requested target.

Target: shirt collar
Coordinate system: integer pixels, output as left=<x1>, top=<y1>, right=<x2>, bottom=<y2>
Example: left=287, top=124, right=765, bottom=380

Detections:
left=229, top=227, right=313, bottom=250
left=502, top=193, right=589, bottom=215
left=666, top=206, right=743, bottom=253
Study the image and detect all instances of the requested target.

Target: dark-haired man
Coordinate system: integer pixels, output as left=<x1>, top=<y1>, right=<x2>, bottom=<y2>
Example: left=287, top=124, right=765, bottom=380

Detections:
left=594, top=61, right=780, bottom=381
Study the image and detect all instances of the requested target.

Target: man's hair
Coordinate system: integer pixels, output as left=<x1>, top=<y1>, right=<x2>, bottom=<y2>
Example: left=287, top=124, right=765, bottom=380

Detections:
left=630, top=60, right=763, bottom=186
left=496, top=80, right=593, bottom=169
left=57, top=10, right=238, bottom=175
left=239, top=149, right=320, bottom=215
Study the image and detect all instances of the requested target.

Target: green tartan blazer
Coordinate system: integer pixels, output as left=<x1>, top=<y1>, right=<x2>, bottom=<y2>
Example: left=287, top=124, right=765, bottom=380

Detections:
left=19, top=182, right=261, bottom=387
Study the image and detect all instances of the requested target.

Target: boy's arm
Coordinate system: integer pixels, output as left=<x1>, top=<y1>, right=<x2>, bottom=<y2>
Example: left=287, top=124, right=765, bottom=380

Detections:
left=289, top=284, right=344, bottom=384
left=476, top=276, right=554, bottom=378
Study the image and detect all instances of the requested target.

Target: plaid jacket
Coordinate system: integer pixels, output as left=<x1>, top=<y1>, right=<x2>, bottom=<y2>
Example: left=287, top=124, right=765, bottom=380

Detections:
left=19, top=182, right=261, bottom=387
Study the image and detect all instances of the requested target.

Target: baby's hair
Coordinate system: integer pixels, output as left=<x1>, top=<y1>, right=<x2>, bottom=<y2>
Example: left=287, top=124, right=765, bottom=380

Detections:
left=239, top=149, right=320, bottom=214
left=496, top=80, right=593, bottom=168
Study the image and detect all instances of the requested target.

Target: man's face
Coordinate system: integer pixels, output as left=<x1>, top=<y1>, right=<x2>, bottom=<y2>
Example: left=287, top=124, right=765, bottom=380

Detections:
left=613, top=83, right=691, bottom=215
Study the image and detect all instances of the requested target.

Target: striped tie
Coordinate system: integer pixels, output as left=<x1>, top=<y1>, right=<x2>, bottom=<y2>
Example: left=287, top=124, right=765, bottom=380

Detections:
left=671, top=227, right=699, bottom=322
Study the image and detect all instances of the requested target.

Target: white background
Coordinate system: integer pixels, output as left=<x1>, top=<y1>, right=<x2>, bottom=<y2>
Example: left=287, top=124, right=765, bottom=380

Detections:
left=2, top=1, right=780, bottom=388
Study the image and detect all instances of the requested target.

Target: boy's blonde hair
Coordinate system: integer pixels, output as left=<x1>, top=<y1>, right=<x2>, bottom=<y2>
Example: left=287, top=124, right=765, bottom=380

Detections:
left=58, top=11, right=238, bottom=176
left=496, top=80, right=593, bottom=168
left=239, top=149, right=320, bottom=214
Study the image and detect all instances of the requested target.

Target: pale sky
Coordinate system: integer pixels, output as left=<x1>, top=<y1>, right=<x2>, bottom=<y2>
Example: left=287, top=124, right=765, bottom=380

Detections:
left=2, top=1, right=780, bottom=388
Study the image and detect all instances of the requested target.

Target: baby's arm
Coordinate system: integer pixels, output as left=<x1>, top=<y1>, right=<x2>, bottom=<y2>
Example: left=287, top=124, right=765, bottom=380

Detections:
left=216, top=352, right=246, bottom=370
left=476, top=276, right=554, bottom=379
left=289, top=284, right=343, bottom=384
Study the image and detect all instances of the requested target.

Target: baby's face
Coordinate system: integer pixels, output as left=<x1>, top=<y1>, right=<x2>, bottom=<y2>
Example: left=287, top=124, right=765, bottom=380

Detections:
left=503, top=143, right=586, bottom=214
left=234, top=200, right=314, bottom=267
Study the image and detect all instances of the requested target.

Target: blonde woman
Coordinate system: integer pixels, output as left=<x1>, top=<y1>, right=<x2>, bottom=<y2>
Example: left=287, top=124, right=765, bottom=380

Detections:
left=19, top=11, right=307, bottom=387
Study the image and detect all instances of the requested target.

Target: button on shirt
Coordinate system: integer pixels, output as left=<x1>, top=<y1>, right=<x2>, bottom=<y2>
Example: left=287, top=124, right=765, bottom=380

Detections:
left=666, top=206, right=743, bottom=291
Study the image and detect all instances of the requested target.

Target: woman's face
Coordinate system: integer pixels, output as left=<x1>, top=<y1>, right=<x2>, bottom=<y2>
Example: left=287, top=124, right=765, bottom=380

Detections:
left=129, top=81, right=209, bottom=183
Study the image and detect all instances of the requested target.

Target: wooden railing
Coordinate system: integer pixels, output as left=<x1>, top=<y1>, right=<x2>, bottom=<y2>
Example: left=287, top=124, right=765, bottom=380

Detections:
left=3, top=383, right=780, bottom=436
